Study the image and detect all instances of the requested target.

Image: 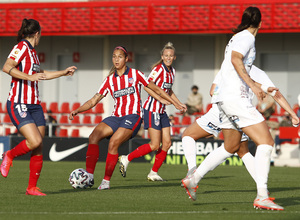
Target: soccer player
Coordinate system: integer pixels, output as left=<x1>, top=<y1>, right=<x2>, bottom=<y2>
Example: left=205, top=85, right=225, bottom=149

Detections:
left=69, top=46, right=184, bottom=190
left=182, top=65, right=299, bottom=191
left=182, top=7, right=298, bottom=210
left=118, top=42, right=187, bottom=181
left=0, top=18, right=77, bottom=196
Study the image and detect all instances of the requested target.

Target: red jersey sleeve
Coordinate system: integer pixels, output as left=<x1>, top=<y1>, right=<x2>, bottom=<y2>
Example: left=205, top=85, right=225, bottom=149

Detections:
left=136, top=70, right=149, bottom=87
left=8, top=42, right=27, bottom=64
left=97, top=77, right=110, bottom=96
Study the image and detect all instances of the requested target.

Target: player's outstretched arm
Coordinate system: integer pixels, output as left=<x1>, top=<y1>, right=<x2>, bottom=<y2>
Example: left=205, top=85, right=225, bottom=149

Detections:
left=69, top=93, right=104, bottom=120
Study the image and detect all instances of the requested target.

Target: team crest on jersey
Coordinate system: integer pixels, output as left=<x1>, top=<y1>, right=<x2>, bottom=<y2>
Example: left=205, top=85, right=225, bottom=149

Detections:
left=19, top=111, right=27, bottom=118
left=128, top=78, right=134, bottom=84
left=114, top=86, right=135, bottom=98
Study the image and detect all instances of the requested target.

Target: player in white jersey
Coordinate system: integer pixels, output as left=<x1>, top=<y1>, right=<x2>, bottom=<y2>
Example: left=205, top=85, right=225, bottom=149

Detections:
left=182, top=7, right=299, bottom=211
left=182, top=65, right=299, bottom=190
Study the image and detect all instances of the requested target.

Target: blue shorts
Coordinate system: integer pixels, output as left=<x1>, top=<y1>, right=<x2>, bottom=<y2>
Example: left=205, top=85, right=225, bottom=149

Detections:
left=143, top=109, right=170, bottom=130
left=102, top=114, right=142, bottom=138
left=7, top=101, right=46, bottom=130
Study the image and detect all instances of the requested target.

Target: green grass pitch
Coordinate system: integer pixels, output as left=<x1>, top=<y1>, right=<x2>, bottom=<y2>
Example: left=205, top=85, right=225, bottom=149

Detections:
left=0, top=161, right=299, bottom=220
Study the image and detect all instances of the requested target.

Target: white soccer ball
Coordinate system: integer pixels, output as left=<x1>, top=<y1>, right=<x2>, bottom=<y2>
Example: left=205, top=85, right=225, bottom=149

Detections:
left=69, top=168, right=89, bottom=189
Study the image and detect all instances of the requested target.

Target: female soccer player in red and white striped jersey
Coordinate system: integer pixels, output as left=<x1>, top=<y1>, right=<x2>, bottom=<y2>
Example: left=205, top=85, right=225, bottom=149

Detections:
left=69, top=46, right=184, bottom=190
left=0, top=19, right=77, bottom=196
left=119, top=42, right=187, bottom=181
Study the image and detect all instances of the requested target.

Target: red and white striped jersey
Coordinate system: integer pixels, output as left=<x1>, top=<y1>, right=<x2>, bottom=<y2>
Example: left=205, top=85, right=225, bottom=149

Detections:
left=7, top=40, right=41, bottom=104
left=98, top=67, right=149, bottom=117
left=143, top=63, right=175, bottom=113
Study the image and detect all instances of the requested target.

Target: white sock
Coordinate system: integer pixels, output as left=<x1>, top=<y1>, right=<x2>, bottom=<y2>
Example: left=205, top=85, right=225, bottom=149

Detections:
left=194, top=144, right=232, bottom=183
left=182, top=136, right=197, bottom=171
left=241, top=152, right=256, bottom=182
left=255, top=144, right=273, bottom=198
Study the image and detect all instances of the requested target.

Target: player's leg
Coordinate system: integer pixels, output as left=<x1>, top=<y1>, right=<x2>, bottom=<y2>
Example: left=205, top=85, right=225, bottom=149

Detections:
left=119, top=111, right=161, bottom=177
left=242, top=121, right=278, bottom=207
left=86, top=121, right=114, bottom=174
left=182, top=121, right=212, bottom=172
left=182, top=129, right=241, bottom=201
left=236, top=140, right=256, bottom=182
left=98, top=127, right=133, bottom=190
left=1, top=123, right=43, bottom=177
left=25, top=125, right=46, bottom=196
left=147, top=126, right=171, bottom=181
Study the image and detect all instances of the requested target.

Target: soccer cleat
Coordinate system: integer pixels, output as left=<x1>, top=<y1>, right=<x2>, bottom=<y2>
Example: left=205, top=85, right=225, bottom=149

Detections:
left=1, top=151, right=13, bottom=178
left=97, top=179, right=110, bottom=190
left=87, top=173, right=94, bottom=188
left=181, top=175, right=198, bottom=201
left=119, top=155, right=129, bottom=177
left=253, top=197, right=284, bottom=211
left=26, top=187, right=46, bottom=196
left=147, top=170, right=164, bottom=181
left=181, top=166, right=197, bottom=187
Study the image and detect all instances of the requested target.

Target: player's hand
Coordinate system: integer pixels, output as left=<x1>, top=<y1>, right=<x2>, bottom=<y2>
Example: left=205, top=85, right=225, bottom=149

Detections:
left=159, top=98, right=171, bottom=105
left=174, top=102, right=185, bottom=112
left=179, top=103, right=187, bottom=113
left=252, top=84, right=266, bottom=101
left=291, top=115, right=300, bottom=127
left=69, top=111, right=78, bottom=120
left=30, top=73, right=46, bottom=81
left=64, top=66, right=77, bottom=76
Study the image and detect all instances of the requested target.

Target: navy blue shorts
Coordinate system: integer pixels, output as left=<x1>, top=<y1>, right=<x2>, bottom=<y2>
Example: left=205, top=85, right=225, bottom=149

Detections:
left=7, top=101, right=46, bottom=130
left=143, top=109, right=170, bottom=130
left=102, top=114, right=142, bottom=138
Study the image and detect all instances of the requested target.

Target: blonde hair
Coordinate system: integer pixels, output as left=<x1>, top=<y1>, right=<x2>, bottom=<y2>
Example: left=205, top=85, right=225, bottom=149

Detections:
left=151, top=42, right=176, bottom=70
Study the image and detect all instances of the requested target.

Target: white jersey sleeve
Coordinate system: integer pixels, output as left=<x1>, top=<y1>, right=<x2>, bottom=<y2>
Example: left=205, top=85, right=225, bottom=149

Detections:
left=231, top=33, right=255, bottom=57
left=249, top=65, right=275, bottom=88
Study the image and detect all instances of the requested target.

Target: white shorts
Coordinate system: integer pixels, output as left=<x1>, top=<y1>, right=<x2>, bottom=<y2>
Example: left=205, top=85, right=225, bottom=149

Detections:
left=218, top=99, right=264, bottom=130
left=196, top=103, right=249, bottom=142
left=196, top=104, right=221, bottom=137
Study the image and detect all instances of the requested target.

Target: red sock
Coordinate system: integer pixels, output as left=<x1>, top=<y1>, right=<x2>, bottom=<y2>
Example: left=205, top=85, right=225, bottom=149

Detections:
left=8, top=140, right=31, bottom=159
left=104, top=153, right=118, bottom=181
left=28, top=155, right=43, bottom=189
left=152, top=149, right=167, bottom=172
left=86, top=144, right=99, bottom=174
left=128, top=143, right=152, bottom=162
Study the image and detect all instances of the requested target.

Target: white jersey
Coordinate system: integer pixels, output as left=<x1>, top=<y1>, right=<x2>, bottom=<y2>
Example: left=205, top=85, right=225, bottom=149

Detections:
left=211, top=70, right=222, bottom=104
left=217, top=30, right=256, bottom=102
left=200, top=65, right=274, bottom=135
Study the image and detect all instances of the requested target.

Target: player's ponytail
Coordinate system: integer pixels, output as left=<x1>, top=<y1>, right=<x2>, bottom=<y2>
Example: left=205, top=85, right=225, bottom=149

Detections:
left=232, top=7, right=261, bottom=34
left=17, top=18, right=41, bottom=42
left=151, top=42, right=176, bottom=70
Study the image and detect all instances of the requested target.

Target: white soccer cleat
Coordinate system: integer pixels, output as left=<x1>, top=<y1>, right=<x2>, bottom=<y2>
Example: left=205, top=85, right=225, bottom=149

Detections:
left=181, top=166, right=197, bottom=187
left=119, top=155, right=129, bottom=177
left=147, top=170, right=164, bottom=181
left=97, top=179, right=110, bottom=190
left=253, top=197, right=284, bottom=211
left=181, top=175, right=198, bottom=201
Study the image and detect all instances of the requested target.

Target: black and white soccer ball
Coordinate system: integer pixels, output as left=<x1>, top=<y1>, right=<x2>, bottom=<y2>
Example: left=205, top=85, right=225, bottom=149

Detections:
left=69, top=168, right=89, bottom=189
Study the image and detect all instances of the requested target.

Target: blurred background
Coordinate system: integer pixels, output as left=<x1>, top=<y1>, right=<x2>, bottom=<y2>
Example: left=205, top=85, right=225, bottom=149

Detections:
left=0, top=0, right=299, bottom=139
